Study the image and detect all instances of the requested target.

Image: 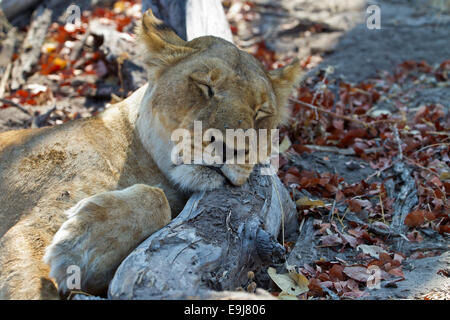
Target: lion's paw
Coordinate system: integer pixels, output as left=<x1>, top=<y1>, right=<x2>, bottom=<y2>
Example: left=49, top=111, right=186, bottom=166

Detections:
left=43, top=184, right=171, bottom=296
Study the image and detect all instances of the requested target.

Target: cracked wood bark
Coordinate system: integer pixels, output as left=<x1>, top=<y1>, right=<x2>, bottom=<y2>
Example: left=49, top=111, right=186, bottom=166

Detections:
left=0, top=27, right=19, bottom=98
left=10, top=6, right=52, bottom=90
left=0, top=0, right=41, bottom=20
left=387, top=162, right=419, bottom=251
left=108, top=170, right=298, bottom=299
left=185, top=0, right=233, bottom=42
left=142, top=0, right=233, bottom=42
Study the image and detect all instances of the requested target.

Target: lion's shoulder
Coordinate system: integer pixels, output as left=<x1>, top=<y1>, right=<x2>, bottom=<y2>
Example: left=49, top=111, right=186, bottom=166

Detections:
left=0, top=128, right=43, bottom=152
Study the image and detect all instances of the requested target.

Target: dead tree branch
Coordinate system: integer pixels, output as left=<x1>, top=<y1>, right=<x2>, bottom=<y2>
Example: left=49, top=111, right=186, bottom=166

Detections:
left=108, top=170, right=298, bottom=299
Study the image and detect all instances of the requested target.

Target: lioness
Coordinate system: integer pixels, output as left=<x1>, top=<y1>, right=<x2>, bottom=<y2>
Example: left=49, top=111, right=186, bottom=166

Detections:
left=0, top=10, right=301, bottom=299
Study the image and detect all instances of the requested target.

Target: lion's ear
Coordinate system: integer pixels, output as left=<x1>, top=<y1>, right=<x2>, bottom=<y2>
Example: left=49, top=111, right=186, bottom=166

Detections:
left=136, top=10, right=196, bottom=74
left=269, top=58, right=303, bottom=124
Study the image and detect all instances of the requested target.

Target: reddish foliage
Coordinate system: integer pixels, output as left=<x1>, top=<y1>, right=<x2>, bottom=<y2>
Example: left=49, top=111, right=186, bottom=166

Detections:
left=404, top=210, right=426, bottom=227
left=307, top=278, right=324, bottom=297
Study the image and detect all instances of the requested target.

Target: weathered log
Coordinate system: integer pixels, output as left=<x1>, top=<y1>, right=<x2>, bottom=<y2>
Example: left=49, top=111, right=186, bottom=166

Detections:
left=287, top=218, right=319, bottom=266
left=0, top=62, right=12, bottom=98
left=142, top=0, right=188, bottom=40
left=0, top=0, right=41, bottom=20
left=185, top=0, right=233, bottom=42
left=108, top=169, right=298, bottom=299
left=10, top=6, right=51, bottom=90
left=74, top=288, right=276, bottom=300
left=0, top=27, right=19, bottom=98
left=0, top=9, right=13, bottom=34
left=142, top=0, right=233, bottom=42
left=387, top=162, right=418, bottom=251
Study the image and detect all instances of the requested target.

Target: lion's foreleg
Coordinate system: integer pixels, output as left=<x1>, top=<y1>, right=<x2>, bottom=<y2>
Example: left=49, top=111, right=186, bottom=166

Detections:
left=43, top=184, right=171, bottom=297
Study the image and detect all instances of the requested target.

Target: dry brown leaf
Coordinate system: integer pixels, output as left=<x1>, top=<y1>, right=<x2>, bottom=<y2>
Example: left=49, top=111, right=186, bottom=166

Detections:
left=289, top=271, right=310, bottom=291
left=329, top=264, right=345, bottom=281
left=343, top=266, right=370, bottom=282
left=307, top=278, right=324, bottom=296
left=267, top=267, right=309, bottom=296
left=357, top=244, right=388, bottom=259
left=296, top=196, right=325, bottom=208
left=404, top=210, right=425, bottom=227
left=320, top=234, right=343, bottom=247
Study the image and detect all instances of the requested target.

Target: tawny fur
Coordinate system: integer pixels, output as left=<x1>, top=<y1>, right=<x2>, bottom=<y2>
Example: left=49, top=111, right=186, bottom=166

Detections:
left=0, top=10, right=301, bottom=299
left=43, top=184, right=171, bottom=297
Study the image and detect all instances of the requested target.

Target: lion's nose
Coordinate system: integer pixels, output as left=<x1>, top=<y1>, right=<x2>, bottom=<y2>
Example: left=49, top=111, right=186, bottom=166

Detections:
left=222, top=142, right=250, bottom=164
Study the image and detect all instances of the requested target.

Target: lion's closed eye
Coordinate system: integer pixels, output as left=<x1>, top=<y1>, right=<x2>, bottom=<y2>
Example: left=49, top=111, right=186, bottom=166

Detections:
left=197, top=82, right=214, bottom=98
left=190, top=72, right=215, bottom=98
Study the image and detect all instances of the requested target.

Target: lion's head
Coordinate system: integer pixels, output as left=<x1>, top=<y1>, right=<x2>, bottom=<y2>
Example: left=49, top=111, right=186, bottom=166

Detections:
left=135, top=10, right=302, bottom=192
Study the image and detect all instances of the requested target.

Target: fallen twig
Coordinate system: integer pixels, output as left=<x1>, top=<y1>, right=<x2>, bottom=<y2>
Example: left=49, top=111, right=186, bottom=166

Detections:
left=343, top=212, right=400, bottom=238
left=329, top=192, right=337, bottom=222
left=379, top=193, right=386, bottom=223
left=390, top=162, right=419, bottom=251
left=392, top=124, right=403, bottom=160
left=415, top=142, right=450, bottom=154
left=0, top=98, right=30, bottom=115
left=365, top=163, right=394, bottom=182
left=403, top=156, right=439, bottom=177
left=311, top=66, right=334, bottom=118
left=304, top=144, right=383, bottom=155
left=289, top=98, right=371, bottom=128
left=424, top=131, right=450, bottom=136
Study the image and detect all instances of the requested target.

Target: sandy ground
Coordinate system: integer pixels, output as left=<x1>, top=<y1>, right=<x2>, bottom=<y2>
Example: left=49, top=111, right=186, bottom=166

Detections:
left=250, top=0, right=450, bottom=82
left=317, top=0, right=449, bottom=82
